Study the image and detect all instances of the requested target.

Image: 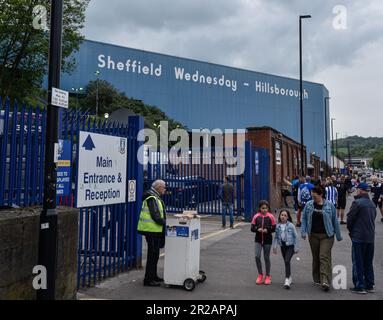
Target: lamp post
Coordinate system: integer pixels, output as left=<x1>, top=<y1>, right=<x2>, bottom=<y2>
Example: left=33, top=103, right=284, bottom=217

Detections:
left=331, top=118, right=336, bottom=171
left=71, top=87, right=83, bottom=110
left=95, top=70, right=100, bottom=116
left=324, top=97, right=330, bottom=174
left=336, top=132, right=340, bottom=169
left=299, top=14, right=311, bottom=176
left=37, top=0, right=63, bottom=300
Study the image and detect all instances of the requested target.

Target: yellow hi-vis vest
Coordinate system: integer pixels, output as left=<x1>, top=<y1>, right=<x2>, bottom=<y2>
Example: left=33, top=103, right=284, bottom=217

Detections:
left=137, top=195, right=164, bottom=233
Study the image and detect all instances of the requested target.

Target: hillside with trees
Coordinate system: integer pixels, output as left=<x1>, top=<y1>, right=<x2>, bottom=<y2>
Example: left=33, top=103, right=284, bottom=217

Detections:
left=332, top=136, right=383, bottom=170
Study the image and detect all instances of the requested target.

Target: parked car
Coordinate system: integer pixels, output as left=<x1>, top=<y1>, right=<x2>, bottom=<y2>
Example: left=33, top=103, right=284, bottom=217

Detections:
left=163, top=175, right=221, bottom=209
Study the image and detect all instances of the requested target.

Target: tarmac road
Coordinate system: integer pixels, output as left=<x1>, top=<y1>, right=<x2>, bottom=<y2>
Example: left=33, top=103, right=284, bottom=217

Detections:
left=78, top=194, right=383, bottom=300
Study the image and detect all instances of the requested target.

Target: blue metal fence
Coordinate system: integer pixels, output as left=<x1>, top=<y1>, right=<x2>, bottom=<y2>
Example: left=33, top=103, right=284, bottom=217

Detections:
left=147, top=148, right=245, bottom=217
left=0, top=97, right=46, bottom=207
left=60, top=110, right=144, bottom=289
left=0, top=97, right=144, bottom=289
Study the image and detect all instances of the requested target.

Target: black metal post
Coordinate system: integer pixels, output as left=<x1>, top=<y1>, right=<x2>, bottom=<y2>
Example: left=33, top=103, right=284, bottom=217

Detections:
left=336, top=132, right=339, bottom=168
left=95, top=70, right=100, bottom=116
left=37, top=0, right=63, bottom=300
left=299, top=15, right=311, bottom=176
left=331, top=118, right=335, bottom=171
left=324, top=97, right=330, bottom=174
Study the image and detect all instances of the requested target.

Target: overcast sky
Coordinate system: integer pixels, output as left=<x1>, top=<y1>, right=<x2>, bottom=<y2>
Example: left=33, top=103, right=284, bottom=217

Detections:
left=83, top=0, right=383, bottom=138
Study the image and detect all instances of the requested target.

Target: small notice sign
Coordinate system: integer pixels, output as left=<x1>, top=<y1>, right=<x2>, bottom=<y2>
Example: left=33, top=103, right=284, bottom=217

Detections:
left=128, top=180, right=136, bottom=202
left=51, top=87, right=69, bottom=109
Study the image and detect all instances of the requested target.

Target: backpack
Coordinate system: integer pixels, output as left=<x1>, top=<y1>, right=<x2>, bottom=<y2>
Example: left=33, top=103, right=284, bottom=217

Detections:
left=300, top=184, right=312, bottom=205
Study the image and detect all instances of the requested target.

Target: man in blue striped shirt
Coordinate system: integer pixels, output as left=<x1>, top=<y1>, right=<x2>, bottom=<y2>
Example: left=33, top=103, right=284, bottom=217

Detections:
left=325, top=181, right=338, bottom=208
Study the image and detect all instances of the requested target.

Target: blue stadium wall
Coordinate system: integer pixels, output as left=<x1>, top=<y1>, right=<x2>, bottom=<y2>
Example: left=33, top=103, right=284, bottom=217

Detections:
left=61, top=39, right=330, bottom=163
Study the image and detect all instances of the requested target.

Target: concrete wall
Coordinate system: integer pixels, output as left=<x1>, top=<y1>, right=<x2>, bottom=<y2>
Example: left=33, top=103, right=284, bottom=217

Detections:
left=0, top=207, right=79, bottom=300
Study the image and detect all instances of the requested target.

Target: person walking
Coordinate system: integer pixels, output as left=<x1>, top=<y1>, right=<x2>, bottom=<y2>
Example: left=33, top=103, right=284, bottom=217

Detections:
left=325, top=180, right=338, bottom=207
left=251, top=200, right=276, bottom=285
left=301, top=186, right=343, bottom=291
left=347, top=182, right=377, bottom=294
left=291, top=176, right=300, bottom=215
left=282, top=176, right=292, bottom=208
left=137, top=180, right=167, bottom=286
left=219, top=176, right=234, bottom=228
left=296, top=176, right=314, bottom=227
left=336, top=175, right=348, bottom=224
left=272, top=209, right=299, bottom=289
left=371, top=177, right=383, bottom=223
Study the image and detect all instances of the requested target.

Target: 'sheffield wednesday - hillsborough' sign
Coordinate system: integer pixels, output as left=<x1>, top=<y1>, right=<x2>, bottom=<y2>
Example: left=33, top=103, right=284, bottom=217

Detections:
left=76, top=131, right=127, bottom=208
left=97, top=54, right=309, bottom=99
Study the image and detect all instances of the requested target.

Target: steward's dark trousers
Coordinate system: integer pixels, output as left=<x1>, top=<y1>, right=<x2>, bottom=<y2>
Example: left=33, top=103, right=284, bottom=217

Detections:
left=144, top=235, right=161, bottom=282
left=352, top=240, right=375, bottom=290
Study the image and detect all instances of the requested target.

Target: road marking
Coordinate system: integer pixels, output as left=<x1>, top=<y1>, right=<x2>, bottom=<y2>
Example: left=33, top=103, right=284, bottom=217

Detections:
left=159, top=222, right=245, bottom=257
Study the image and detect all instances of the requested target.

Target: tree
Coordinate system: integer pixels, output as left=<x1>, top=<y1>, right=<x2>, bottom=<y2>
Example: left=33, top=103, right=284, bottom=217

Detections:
left=0, top=0, right=90, bottom=101
left=79, top=80, right=186, bottom=132
left=371, top=149, right=383, bottom=170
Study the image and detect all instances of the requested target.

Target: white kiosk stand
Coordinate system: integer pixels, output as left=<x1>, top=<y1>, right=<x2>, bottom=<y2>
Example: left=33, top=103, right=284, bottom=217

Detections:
left=164, top=212, right=206, bottom=291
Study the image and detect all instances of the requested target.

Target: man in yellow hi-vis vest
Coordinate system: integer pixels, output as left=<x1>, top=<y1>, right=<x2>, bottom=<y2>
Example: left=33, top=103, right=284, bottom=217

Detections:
left=137, top=179, right=167, bottom=286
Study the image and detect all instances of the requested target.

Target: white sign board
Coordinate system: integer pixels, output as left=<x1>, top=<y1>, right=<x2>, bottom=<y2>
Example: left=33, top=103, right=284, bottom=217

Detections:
left=128, top=180, right=136, bottom=202
left=76, top=131, right=127, bottom=208
left=51, top=87, right=69, bottom=108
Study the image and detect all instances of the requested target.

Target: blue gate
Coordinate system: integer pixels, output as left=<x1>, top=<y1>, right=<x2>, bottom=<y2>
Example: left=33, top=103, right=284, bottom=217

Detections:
left=243, top=141, right=270, bottom=221
left=147, top=147, right=245, bottom=218
left=0, top=97, right=144, bottom=289
left=60, top=110, right=144, bottom=289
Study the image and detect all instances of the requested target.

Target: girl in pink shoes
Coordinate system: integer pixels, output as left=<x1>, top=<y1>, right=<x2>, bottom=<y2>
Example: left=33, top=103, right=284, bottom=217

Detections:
left=251, top=200, right=276, bottom=285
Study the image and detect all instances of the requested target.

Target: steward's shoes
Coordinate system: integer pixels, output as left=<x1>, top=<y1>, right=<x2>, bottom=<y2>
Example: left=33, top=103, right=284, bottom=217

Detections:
left=144, top=280, right=161, bottom=287
left=350, top=287, right=367, bottom=294
left=154, top=277, right=164, bottom=282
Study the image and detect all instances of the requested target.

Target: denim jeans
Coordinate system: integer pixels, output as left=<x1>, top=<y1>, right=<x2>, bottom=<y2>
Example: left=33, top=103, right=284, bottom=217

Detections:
left=222, top=202, right=234, bottom=227
left=352, top=240, right=375, bottom=290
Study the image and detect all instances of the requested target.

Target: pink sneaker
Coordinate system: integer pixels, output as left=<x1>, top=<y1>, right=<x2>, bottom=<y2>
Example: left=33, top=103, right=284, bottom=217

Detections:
left=264, top=275, right=272, bottom=285
left=256, top=274, right=264, bottom=285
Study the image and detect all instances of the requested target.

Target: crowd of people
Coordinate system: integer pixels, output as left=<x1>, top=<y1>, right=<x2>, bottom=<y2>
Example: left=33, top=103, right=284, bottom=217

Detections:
left=281, top=173, right=383, bottom=225
left=251, top=173, right=381, bottom=294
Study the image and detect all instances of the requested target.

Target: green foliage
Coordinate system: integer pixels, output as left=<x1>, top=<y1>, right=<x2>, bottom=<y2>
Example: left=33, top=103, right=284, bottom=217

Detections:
left=332, top=136, right=383, bottom=158
left=78, top=80, right=186, bottom=132
left=0, top=0, right=90, bottom=101
left=371, top=149, right=383, bottom=170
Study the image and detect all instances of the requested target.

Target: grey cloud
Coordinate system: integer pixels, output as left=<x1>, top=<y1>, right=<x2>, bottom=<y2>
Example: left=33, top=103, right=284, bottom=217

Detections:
left=82, top=0, right=383, bottom=137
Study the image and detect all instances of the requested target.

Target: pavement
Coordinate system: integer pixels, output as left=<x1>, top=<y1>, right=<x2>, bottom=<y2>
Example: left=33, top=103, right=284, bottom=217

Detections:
left=78, top=194, right=383, bottom=300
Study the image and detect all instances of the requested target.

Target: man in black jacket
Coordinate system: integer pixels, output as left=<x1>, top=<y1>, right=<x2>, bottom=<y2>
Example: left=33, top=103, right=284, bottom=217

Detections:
left=371, top=177, right=383, bottom=223
left=347, top=183, right=376, bottom=294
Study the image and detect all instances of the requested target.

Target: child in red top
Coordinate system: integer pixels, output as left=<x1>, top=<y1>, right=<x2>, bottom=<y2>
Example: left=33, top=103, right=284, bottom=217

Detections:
left=251, top=200, right=276, bottom=285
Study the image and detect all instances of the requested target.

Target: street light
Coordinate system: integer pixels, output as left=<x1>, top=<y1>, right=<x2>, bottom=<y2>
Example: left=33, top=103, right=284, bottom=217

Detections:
left=336, top=132, right=340, bottom=168
left=299, top=14, right=311, bottom=176
left=71, top=87, right=83, bottom=110
left=95, top=70, right=100, bottom=116
left=324, top=97, right=331, bottom=174
left=331, top=118, right=336, bottom=170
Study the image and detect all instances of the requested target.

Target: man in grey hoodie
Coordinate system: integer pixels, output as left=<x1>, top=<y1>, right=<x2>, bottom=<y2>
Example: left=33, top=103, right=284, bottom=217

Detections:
left=347, top=183, right=376, bottom=294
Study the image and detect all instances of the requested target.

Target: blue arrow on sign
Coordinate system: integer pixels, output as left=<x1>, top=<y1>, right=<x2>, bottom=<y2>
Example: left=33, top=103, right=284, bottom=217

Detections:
left=82, top=134, right=95, bottom=151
